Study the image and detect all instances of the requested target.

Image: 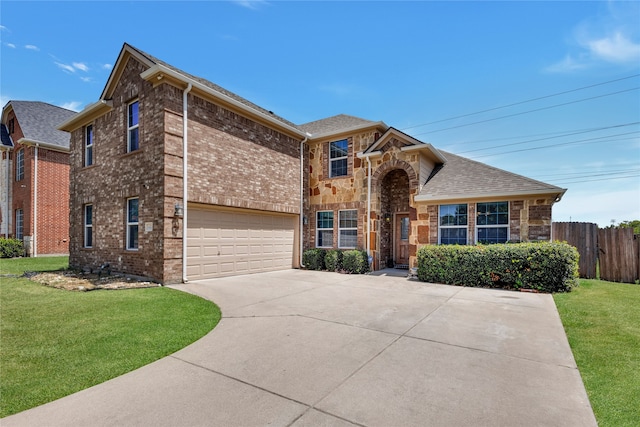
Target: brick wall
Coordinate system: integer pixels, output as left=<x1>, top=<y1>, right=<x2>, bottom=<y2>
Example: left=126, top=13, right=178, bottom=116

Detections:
left=35, top=148, right=69, bottom=254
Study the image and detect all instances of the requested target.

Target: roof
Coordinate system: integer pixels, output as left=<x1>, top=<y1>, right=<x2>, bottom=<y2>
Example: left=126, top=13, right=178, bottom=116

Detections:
left=416, top=150, right=566, bottom=202
left=1, top=124, right=11, bottom=148
left=5, top=101, right=76, bottom=149
left=298, top=114, right=386, bottom=137
left=123, top=44, right=300, bottom=130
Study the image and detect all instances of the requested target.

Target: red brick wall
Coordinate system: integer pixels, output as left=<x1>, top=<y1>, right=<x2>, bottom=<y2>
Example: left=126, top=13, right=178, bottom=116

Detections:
left=35, top=149, right=69, bottom=254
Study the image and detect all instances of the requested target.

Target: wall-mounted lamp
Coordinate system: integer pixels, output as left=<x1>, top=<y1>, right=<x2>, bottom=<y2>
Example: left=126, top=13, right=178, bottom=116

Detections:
left=303, top=216, right=308, bottom=225
left=384, top=212, right=392, bottom=222
left=174, top=204, right=184, bottom=218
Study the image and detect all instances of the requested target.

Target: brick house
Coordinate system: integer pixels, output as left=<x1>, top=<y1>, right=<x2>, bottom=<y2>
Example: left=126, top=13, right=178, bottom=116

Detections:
left=60, top=43, right=566, bottom=283
left=1, top=101, right=75, bottom=255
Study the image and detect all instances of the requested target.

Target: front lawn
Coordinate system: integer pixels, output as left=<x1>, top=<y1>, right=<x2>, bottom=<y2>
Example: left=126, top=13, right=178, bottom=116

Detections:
left=554, top=279, right=640, bottom=427
left=0, top=257, right=221, bottom=418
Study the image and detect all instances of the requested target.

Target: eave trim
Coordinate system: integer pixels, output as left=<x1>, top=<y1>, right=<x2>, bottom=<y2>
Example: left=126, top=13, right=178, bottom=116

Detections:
left=415, top=188, right=567, bottom=203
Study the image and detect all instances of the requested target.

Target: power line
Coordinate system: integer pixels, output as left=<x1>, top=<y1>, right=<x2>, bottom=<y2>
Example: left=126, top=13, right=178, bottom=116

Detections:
left=549, top=174, right=640, bottom=185
left=412, top=87, right=640, bottom=136
left=401, top=73, right=640, bottom=131
left=529, top=167, right=640, bottom=178
left=456, top=122, right=640, bottom=154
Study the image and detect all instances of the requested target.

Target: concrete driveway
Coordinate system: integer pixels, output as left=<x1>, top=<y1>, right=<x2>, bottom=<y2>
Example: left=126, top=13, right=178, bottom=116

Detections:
left=3, top=269, right=596, bottom=426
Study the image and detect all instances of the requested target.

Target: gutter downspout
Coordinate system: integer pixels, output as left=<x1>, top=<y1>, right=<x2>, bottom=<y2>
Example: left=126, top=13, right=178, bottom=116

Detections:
left=33, top=143, right=38, bottom=257
left=299, top=136, right=308, bottom=268
left=5, top=149, right=9, bottom=238
left=366, top=156, right=372, bottom=259
left=182, top=83, right=192, bottom=283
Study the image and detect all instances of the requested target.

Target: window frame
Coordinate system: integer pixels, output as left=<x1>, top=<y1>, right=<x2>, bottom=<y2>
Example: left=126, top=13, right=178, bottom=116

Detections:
left=476, top=201, right=510, bottom=244
left=127, top=100, right=139, bottom=153
left=338, top=209, right=358, bottom=249
left=15, top=209, right=23, bottom=240
left=84, top=124, right=94, bottom=167
left=329, top=139, right=348, bottom=178
left=84, top=204, right=93, bottom=248
left=316, top=210, right=334, bottom=248
left=438, top=204, right=468, bottom=245
left=126, top=198, right=139, bottom=251
left=16, top=149, right=24, bottom=181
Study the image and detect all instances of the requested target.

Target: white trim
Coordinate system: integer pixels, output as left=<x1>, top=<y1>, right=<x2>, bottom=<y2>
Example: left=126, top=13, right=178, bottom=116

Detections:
left=84, top=204, right=93, bottom=248
left=126, top=197, right=139, bottom=251
left=475, top=201, right=510, bottom=244
left=338, top=209, right=358, bottom=249
left=416, top=188, right=567, bottom=203
left=438, top=203, right=469, bottom=245
left=329, top=139, right=348, bottom=178
left=84, top=124, right=94, bottom=167
left=15, top=208, right=23, bottom=240
left=127, top=100, right=139, bottom=153
left=316, top=210, right=333, bottom=248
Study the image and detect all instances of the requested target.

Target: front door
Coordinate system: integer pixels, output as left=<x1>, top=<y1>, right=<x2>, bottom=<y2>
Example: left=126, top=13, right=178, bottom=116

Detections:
left=394, top=214, right=410, bottom=266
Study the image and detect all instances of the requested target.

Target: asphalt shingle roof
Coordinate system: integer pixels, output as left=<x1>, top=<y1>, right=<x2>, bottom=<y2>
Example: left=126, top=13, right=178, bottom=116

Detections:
left=420, top=150, right=564, bottom=198
left=8, top=101, right=76, bottom=148
left=297, top=114, right=381, bottom=136
left=125, top=44, right=300, bottom=130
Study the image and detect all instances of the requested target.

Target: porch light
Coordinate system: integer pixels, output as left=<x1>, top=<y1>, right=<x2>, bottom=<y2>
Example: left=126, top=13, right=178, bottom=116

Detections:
left=174, top=204, right=184, bottom=218
left=384, top=212, right=392, bottom=222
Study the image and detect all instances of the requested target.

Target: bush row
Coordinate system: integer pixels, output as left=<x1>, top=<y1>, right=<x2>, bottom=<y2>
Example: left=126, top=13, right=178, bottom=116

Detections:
left=302, top=248, right=370, bottom=274
left=416, top=242, right=579, bottom=293
left=0, top=238, right=24, bottom=258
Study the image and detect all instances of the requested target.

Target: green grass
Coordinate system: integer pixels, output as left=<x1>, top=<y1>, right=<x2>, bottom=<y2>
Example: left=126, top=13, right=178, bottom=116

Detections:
left=0, top=257, right=221, bottom=418
left=554, top=279, right=640, bottom=427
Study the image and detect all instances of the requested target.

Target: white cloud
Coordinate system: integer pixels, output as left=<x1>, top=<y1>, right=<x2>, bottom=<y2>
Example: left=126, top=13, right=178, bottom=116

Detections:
left=80, top=76, right=92, bottom=83
left=0, top=25, right=8, bottom=32
left=59, top=101, right=82, bottom=112
left=231, top=0, right=268, bottom=10
left=55, top=62, right=75, bottom=73
left=585, top=32, right=640, bottom=63
left=25, top=44, right=39, bottom=51
left=5, top=42, right=16, bottom=48
left=73, top=62, right=89, bottom=72
left=544, top=54, right=589, bottom=73
left=102, top=63, right=112, bottom=70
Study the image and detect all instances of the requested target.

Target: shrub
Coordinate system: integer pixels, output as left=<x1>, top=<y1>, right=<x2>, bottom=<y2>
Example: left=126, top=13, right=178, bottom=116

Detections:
left=302, top=248, right=326, bottom=270
left=0, top=238, right=24, bottom=258
left=341, top=250, right=370, bottom=274
left=324, top=249, right=343, bottom=272
left=416, top=242, right=579, bottom=293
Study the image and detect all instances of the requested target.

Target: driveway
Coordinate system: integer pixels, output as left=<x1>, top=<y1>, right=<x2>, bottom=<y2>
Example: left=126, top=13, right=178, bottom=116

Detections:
left=3, top=269, right=596, bottom=426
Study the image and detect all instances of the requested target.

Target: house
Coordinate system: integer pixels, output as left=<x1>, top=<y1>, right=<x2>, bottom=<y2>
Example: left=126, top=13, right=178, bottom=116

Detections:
left=1, top=101, right=75, bottom=256
left=59, top=43, right=566, bottom=283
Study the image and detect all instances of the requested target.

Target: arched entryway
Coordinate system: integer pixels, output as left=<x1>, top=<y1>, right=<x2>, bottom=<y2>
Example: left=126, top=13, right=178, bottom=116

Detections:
left=379, top=169, right=410, bottom=268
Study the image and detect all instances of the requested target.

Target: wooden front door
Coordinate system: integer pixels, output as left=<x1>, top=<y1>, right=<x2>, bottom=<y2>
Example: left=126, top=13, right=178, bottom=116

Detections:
left=395, top=214, right=410, bottom=266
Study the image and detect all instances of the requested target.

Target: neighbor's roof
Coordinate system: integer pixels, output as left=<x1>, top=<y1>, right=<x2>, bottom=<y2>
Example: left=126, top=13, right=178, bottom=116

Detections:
left=298, top=114, right=387, bottom=138
left=124, top=44, right=300, bottom=130
left=416, top=150, right=566, bottom=202
left=5, top=101, right=76, bottom=149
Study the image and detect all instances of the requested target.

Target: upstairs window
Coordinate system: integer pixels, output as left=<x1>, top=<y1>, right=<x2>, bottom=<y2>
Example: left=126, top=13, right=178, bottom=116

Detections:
left=127, top=100, right=139, bottom=152
left=16, top=149, right=24, bottom=181
left=84, top=204, right=93, bottom=248
left=316, top=211, right=333, bottom=248
left=329, top=139, right=348, bottom=177
left=338, top=210, right=357, bottom=248
left=126, top=198, right=139, bottom=250
left=439, top=204, right=467, bottom=245
left=476, top=202, right=509, bottom=244
left=85, top=125, right=94, bottom=167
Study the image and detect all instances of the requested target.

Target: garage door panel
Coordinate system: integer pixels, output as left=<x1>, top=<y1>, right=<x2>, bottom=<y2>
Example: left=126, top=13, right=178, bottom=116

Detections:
left=187, top=208, right=296, bottom=280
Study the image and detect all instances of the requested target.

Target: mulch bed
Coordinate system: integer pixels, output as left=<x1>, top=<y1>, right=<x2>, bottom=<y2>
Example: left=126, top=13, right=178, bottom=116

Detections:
left=24, top=270, right=159, bottom=291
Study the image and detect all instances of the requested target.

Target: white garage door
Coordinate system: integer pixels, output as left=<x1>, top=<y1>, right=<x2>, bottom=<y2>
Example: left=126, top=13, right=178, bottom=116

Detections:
left=187, top=207, right=297, bottom=280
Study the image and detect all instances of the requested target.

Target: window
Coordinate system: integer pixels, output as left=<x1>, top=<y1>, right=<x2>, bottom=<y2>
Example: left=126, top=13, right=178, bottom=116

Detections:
left=329, top=139, right=348, bottom=177
left=477, top=202, right=509, bottom=244
left=316, top=211, right=333, bottom=248
left=84, top=204, right=93, bottom=248
left=8, top=118, right=14, bottom=134
left=126, top=198, right=139, bottom=250
left=439, top=204, right=467, bottom=245
left=85, top=125, right=94, bottom=167
left=338, top=210, right=357, bottom=248
left=15, top=209, right=23, bottom=240
left=127, top=100, right=139, bottom=152
left=16, top=149, right=24, bottom=181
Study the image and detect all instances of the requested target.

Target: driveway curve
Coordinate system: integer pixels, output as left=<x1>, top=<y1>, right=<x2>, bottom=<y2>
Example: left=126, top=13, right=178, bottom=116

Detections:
left=3, top=269, right=597, bottom=426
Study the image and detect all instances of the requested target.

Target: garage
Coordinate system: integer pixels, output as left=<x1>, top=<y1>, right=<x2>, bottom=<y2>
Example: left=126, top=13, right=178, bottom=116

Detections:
left=186, top=206, right=298, bottom=280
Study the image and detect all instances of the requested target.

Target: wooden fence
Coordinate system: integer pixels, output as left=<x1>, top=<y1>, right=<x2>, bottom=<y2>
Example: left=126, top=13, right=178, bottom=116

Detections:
left=552, top=222, right=640, bottom=284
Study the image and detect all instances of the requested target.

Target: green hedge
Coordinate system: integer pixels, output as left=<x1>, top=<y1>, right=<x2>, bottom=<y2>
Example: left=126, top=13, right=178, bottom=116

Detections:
left=0, top=238, right=24, bottom=258
left=303, top=249, right=370, bottom=274
left=416, top=242, right=579, bottom=293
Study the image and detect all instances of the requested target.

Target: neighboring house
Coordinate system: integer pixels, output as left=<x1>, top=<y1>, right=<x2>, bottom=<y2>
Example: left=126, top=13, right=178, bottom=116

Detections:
left=60, top=43, right=566, bottom=283
left=1, top=101, right=75, bottom=255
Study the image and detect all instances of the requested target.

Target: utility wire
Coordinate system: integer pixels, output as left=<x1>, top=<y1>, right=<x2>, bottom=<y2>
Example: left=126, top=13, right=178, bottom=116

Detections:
left=401, top=73, right=640, bottom=131
left=412, top=87, right=640, bottom=136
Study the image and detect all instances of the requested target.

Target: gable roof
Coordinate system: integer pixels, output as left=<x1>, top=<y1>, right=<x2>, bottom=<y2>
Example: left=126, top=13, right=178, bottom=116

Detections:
left=298, top=114, right=387, bottom=139
left=1, top=124, right=12, bottom=148
left=359, top=127, right=447, bottom=164
left=415, top=150, right=566, bottom=202
left=4, top=101, right=76, bottom=150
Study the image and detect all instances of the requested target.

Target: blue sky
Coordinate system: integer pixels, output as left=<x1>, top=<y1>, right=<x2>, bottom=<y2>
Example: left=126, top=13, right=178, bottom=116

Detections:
left=1, top=0, right=639, bottom=227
